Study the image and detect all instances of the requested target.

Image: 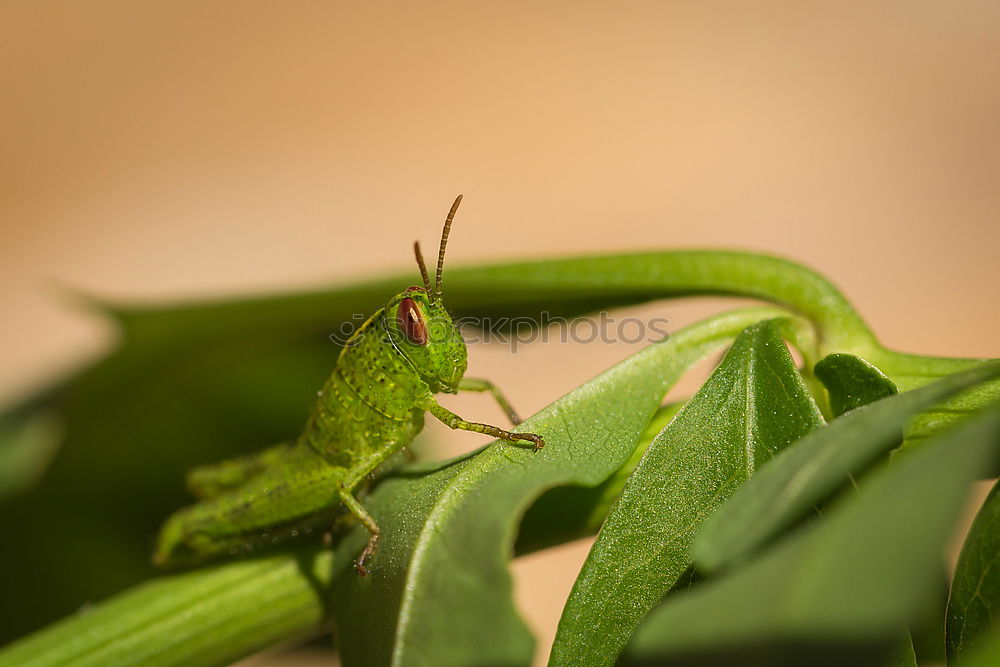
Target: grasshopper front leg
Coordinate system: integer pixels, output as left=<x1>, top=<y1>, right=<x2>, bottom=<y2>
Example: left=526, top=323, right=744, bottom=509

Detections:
left=457, top=377, right=523, bottom=425
left=423, top=397, right=545, bottom=450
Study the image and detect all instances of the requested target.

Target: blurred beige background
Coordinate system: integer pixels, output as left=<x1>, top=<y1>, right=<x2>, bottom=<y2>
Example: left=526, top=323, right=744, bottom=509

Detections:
left=3, top=2, right=999, bottom=664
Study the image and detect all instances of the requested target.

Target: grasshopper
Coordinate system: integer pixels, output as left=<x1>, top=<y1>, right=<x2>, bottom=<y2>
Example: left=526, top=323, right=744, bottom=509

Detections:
left=153, top=196, right=544, bottom=576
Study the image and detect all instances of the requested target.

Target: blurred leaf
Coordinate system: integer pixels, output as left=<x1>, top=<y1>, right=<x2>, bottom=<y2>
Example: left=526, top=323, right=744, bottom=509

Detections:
left=907, top=564, right=950, bottom=664
left=947, top=477, right=1000, bottom=663
left=694, top=362, right=1000, bottom=573
left=886, top=634, right=918, bottom=667
left=329, top=309, right=789, bottom=667
left=549, top=319, right=824, bottom=667
left=960, top=624, right=1000, bottom=667
left=0, top=411, right=62, bottom=502
left=814, top=352, right=897, bottom=417
left=0, top=312, right=346, bottom=641
left=621, top=403, right=1000, bottom=667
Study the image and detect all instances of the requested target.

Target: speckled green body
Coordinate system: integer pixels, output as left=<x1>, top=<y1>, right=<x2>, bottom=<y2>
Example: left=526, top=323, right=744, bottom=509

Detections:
left=155, top=296, right=456, bottom=566
left=154, top=196, right=543, bottom=574
left=301, top=309, right=433, bottom=471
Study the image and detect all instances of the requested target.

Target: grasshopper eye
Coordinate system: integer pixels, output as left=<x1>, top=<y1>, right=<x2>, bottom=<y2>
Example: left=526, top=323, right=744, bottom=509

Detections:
left=397, top=297, right=428, bottom=346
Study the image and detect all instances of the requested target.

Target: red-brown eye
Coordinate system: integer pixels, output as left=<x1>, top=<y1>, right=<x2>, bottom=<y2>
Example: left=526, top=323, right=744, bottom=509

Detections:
left=397, top=297, right=428, bottom=346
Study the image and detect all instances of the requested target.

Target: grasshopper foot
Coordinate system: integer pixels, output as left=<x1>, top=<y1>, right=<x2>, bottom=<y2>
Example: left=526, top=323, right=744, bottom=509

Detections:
left=354, top=532, right=380, bottom=577
left=511, top=432, right=545, bottom=451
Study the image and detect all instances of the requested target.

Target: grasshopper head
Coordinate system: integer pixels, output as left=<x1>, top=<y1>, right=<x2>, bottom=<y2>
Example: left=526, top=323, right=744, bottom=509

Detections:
left=384, top=195, right=468, bottom=393
left=385, top=286, right=467, bottom=393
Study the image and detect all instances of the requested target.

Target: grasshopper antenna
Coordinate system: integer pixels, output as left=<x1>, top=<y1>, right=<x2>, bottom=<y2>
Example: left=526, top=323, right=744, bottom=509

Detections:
left=413, top=241, right=432, bottom=292
left=434, top=194, right=463, bottom=302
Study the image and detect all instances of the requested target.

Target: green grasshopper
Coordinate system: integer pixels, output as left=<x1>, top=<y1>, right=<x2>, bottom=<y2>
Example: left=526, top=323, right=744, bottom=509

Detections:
left=153, top=196, right=544, bottom=576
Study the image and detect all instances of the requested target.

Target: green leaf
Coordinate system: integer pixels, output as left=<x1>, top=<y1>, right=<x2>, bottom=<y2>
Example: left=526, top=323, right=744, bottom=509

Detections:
left=549, top=319, right=824, bottom=667
left=947, top=477, right=1000, bottom=663
left=959, top=624, right=1000, bottom=667
left=907, top=566, right=951, bottom=664
left=814, top=352, right=898, bottom=417
left=886, top=634, right=918, bottom=667
left=694, top=361, right=1000, bottom=573
left=621, top=402, right=1000, bottom=666
left=902, top=376, right=1000, bottom=451
left=869, top=351, right=1000, bottom=445
left=0, top=411, right=62, bottom=502
left=329, top=308, right=794, bottom=667
left=515, top=402, right=683, bottom=555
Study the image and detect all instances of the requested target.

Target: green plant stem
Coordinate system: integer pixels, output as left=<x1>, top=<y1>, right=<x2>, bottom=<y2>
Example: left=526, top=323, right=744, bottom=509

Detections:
left=114, top=249, right=980, bottom=388
left=444, top=251, right=878, bottom=356
left=80, top=250, right=988, bottom=399
left=0, top=549, right=334, bottom=667
left=102, top=251, right=869, bottom=358
left=452, top=251, right=998, bottom=408
left=453, top=251, right=993, bottom=390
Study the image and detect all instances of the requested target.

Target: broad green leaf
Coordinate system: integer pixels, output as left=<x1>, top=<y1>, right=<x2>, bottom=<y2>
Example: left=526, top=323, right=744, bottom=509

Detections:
left=694, top=361, right=1000, bottom=573
left=549, top=319, right=824, bottom=667
left=814, top=352, right=898, bottom=417
left=329, top=308, right=793, bottom=667
left=515, top=402, right=682, bottom=554
left=622, top=403, right=1000, bottom=666
left=902, top=376, right=1000, bottom=452
left=869, top=350, right=1000, bottom=445
left=947, top=477, right=1000, bottom=663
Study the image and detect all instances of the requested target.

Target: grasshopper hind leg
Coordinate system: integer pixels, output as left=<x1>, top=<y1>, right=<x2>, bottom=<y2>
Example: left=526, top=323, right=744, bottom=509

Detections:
left=154, top=445, right=348, bottom=567
left=154, top=503, right=340, bottom=567
left=338, top=488, right=380, bottom=576
left=185, top=442, right=296, bottom=500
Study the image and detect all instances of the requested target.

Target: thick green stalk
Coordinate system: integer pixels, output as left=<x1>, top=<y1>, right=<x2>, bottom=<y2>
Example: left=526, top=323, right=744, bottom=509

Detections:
left=0, top=549, right=334, bottom=667
left=444, top=251, right=878, bottom=355
left=450, top=251, right=988, bottom=389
